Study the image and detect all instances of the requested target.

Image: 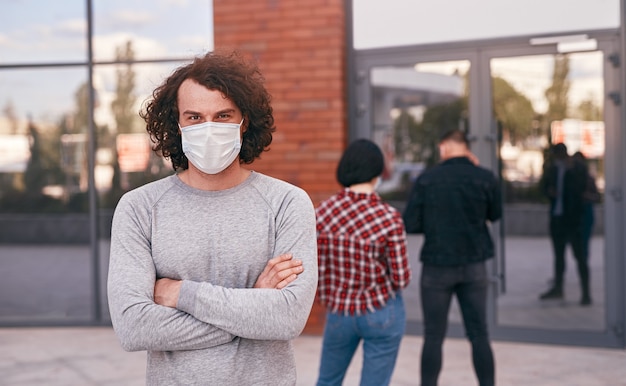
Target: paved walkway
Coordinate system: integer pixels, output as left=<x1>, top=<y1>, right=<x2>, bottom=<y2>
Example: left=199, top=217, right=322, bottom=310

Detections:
left=0, top=327, right=624, bottom=385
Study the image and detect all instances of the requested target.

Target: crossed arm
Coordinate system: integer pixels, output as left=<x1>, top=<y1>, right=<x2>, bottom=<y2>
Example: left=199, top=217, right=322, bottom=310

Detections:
left=154, top=253, right=304, bottom=308
left=108, top=188, right=317, bottom=352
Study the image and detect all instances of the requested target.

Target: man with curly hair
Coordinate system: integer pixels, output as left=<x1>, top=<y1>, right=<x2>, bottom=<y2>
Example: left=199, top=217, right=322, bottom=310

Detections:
left=107, top=50, right=318, bottom=385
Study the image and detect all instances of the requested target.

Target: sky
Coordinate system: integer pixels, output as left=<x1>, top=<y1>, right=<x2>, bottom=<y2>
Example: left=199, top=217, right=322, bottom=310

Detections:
left=0, top=0, right=214, bottom=63
left=353, top=0, right=620, bottom=49
left=0, top=0, right=621, bottom=127
left=0, top=0, right=213, bottom=128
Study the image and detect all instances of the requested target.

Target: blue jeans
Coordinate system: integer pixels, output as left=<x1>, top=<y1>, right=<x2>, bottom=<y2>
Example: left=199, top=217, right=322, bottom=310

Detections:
left=316, top=294, right=406, bottom=386
left=420, top=262, right=494, bottom=386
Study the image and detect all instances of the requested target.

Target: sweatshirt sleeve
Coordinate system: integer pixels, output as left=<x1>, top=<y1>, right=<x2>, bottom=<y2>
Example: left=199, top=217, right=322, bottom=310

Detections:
left=176, top=187, right=318, bottom=340
left=107, top=193, right=235, bottom=352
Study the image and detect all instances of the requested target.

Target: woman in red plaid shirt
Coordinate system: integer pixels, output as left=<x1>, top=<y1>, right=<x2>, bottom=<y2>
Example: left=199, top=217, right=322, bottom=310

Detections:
left=315, top=139, right=412, bottom=386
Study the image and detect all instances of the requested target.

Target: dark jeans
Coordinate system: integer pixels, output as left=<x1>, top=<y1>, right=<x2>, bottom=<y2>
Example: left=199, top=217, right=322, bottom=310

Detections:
left=580, top=203, right=594, bottom=259
left=420, top=262, right=495, bottom=386
left=549, top=216, right=590, bottom=297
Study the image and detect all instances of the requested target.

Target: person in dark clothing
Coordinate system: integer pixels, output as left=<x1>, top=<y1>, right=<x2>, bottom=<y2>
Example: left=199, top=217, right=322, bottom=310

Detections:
left=539, top=143, right=592, bottom=305
left=572, top=151, right=600, bottom=261
left=403, top=129, right=501, bottom=386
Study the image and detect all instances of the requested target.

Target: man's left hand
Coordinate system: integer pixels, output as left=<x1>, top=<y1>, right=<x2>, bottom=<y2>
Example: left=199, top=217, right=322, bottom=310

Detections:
left=154, top=278, right=182, bottom=308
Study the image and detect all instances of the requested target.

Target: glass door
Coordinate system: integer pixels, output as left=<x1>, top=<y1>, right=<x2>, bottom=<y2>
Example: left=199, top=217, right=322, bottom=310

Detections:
left=484, top=37, right=623, bottom=347
left=363, top=56, right=477, bottom=335
left=353, top=32, right=623, bottom=348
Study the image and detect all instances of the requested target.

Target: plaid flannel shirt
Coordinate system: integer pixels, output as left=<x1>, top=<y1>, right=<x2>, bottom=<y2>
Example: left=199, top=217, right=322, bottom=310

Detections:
left=315, top=188, right=411, bottom=316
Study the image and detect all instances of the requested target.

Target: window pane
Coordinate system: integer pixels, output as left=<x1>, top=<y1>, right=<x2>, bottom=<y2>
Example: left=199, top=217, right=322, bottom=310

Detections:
left=370, top=60, right=471, bottom=326
left=0, top=68, right=90, bottom=215
left=93, top=0, right=214, bottom=61
left=93, top=62, right=184, bottom=211
left=0, top=0, right=87, bottom=64
left=0, top=67, right=93, bottom=323
left=493, top=52, right=606, bottom=331
left=372, top=61, right=471, bottom=204
left=353, top=0, right=620, bottom=49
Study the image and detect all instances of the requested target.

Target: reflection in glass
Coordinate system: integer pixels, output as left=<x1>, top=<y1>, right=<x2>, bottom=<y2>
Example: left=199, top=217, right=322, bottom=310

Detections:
left=0, top=68, right=89, bottom=215
left=371, top=61, right=470, bottom=204
left=0, top=0, right=214, bottom=326
left=93, top=0, right=213, bottom=61
left=93, top=61, right=184, bottom=210
left=0, top=1, right=87, bottom=64
left=492, top=52, right=606, bottom=331
left=370, top=61, right=471, bottom=324
left=0, top=67, right=93, bottom=323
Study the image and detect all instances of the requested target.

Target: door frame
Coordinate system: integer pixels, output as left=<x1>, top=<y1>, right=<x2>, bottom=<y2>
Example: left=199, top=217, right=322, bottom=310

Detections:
left=351, top=30, right=625, bottom=348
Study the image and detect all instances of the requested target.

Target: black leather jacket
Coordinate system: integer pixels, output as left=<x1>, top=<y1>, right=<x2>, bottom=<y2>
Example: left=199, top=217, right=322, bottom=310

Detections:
left=402, top=157, right=502, bottom=266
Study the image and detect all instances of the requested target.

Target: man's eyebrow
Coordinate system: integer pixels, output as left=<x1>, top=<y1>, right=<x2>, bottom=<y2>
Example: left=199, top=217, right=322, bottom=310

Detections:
left=215, top=108, right=236, bottom=115
left=181, top=108, right=236, bottom=116
left=181, top=110, right=202, bottom=116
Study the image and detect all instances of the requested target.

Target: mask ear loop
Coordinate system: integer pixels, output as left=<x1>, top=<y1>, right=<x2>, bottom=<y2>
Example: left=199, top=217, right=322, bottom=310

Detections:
left=240, top=117, right=247, bottom=135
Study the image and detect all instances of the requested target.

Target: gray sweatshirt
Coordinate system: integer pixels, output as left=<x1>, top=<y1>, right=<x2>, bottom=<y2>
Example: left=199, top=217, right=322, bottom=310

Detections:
left=107, top=172, right=318, bottom=385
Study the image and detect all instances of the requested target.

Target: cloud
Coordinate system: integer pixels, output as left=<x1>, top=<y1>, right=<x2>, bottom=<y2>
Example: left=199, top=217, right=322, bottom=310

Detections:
left=110, top=10, right=158, bottom=27
left=56, top=19, right=87, bottom=36
left=0, top=19, right=86, bottom=62
left=175, top=35, right=214, bottom=55
left=161, top=0, right=190, bottom=6
left=93, top=32, right=168, bottom=61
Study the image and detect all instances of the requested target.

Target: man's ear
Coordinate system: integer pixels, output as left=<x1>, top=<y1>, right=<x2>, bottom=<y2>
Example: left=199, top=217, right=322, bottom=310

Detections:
left=241, top=117, right=248, bottom=134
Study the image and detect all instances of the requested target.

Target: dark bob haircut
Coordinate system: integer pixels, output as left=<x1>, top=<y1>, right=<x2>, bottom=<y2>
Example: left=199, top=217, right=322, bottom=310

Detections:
left=336, top=139, right=385, bottom=187
left=140, top=50, right=275, bottom=171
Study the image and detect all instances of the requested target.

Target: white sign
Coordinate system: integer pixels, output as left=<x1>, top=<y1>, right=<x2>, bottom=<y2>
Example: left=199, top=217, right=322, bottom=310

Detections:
left=0, top=135, right=30, bottom=173
left=551, top=119, right=604, bottom=159
left=117, top=134, right=151, bottom=173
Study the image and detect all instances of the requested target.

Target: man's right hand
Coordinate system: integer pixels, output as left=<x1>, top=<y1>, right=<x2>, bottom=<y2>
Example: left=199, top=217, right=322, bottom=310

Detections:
left=254, top=253, right=304, bottom=289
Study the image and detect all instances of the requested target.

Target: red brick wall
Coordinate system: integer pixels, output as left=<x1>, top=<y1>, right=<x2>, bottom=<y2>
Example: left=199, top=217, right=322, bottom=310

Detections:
left=213, top=0, right=348, bottom=334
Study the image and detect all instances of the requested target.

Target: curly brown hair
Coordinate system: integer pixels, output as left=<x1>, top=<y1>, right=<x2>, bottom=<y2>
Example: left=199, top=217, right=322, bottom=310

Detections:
left=140, top=50, right=275, bottom=171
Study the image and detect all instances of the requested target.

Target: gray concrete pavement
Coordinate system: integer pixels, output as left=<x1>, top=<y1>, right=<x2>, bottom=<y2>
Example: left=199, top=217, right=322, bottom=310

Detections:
left=1, top=235, right=624, bottom=384
left=0, top=327, right=625, bottom=385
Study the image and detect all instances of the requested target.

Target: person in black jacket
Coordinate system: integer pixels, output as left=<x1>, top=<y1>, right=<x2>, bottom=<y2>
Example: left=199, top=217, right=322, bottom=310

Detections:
left=403, top=129, right=501, bottom=386
left=538, top=143, right=591, bottom=305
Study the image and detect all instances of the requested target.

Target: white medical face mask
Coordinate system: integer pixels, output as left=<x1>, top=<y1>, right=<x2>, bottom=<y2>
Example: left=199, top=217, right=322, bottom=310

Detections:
left=180, top=119, right=243, bottom=174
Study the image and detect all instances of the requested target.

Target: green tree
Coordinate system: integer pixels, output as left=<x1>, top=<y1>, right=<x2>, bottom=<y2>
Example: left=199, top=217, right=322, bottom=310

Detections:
left=419, top=99, right=467, bottom=168
left=2, top=100, right=19, bottom=134
left=392, top=109, right=420, bottom=163
left=575, top=97, right=602, bottom=121
left=545, top=54, right=570, bottom=126
left=393, top=98, right=467, bottom=169
left=23, top=120, right=45, bottom=194
left=492, top=76, right=535, bottom=144
left=73, top=82, right=91, bottom=135
left=105, top=40, right=169, bottom=208
left=111, top=41, right=138, bottom=134
left=106, top=41, right=138, bottom=207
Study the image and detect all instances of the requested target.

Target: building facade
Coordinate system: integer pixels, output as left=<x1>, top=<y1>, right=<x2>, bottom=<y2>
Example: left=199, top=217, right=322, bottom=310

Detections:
left=0, top=0, right=624, bottom=348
